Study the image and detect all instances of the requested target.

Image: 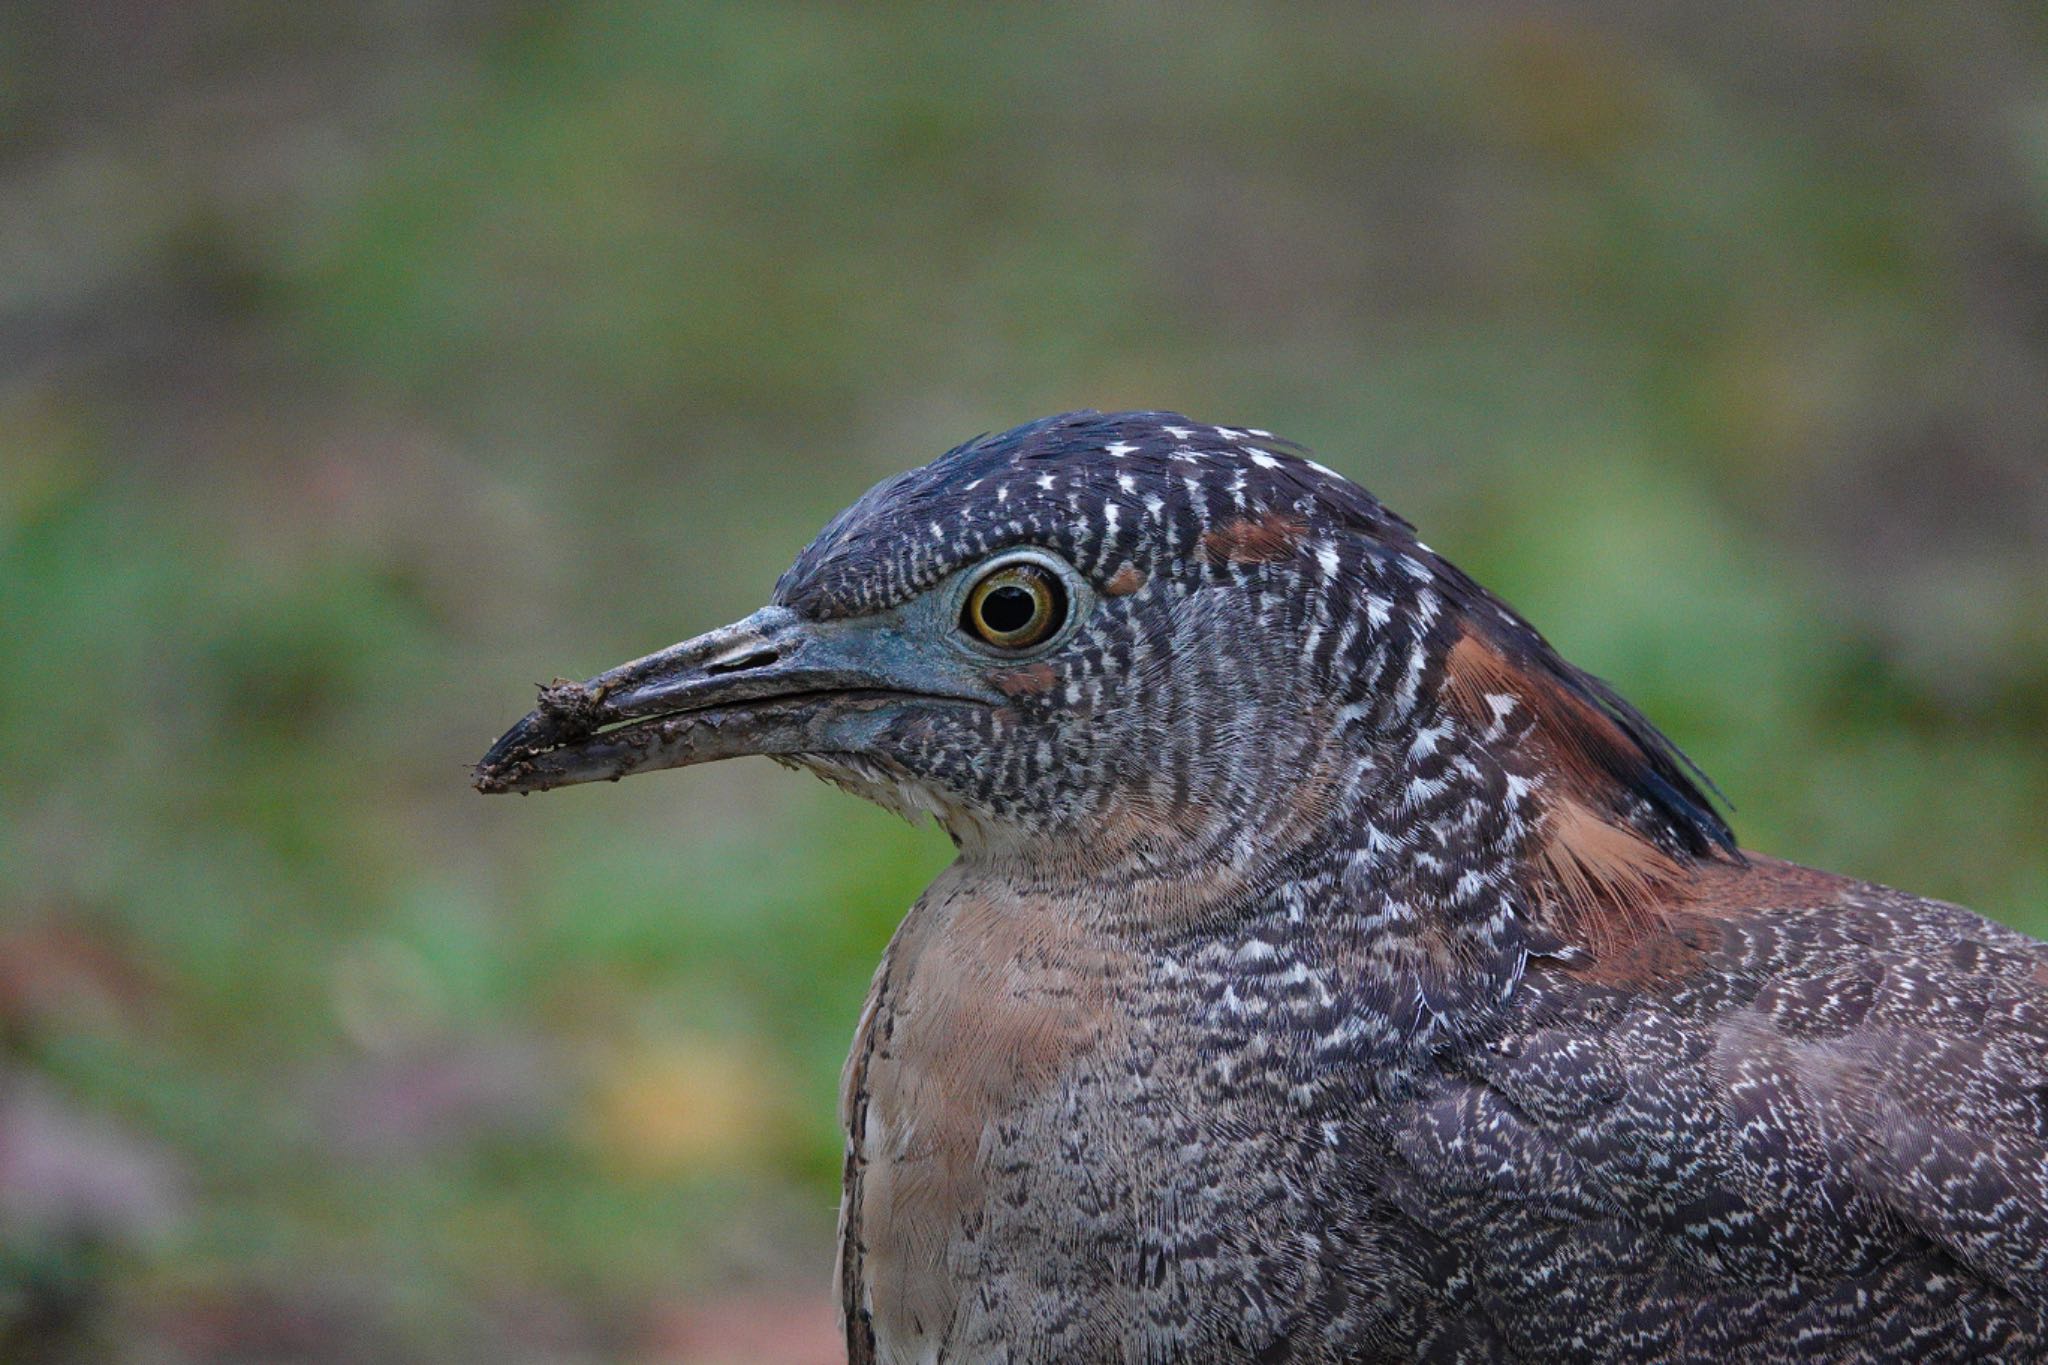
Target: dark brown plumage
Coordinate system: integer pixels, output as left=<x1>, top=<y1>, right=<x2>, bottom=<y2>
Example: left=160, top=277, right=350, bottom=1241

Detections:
left=478, top=413, right=2048, bottom=1362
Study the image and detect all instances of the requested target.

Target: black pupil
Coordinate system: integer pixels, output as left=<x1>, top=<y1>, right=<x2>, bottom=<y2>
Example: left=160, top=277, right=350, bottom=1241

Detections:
left=981, top=583, right=1039, bottom=635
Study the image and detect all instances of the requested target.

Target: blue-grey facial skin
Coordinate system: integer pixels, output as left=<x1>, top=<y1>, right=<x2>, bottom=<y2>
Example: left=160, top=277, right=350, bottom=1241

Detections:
left=468, top=593, right=1012, bottom=799
left=473, top=539, right=1126, bottom=854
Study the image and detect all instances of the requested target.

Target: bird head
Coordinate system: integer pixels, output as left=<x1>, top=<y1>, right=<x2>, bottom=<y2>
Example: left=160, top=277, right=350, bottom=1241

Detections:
left=479, top=411, right=1732, bottom=943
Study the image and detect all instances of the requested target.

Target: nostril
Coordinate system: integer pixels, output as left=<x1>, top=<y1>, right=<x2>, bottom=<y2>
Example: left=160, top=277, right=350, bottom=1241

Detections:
left=704, top=644, right=780, bottom=675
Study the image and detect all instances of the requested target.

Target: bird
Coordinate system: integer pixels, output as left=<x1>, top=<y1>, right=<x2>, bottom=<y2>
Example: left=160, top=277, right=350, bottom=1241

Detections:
left=476, top=411, right=2048, bottom=1363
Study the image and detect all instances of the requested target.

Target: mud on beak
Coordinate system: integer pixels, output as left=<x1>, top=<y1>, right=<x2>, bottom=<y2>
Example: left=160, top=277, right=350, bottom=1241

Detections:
left=474, top=605, right=995, bottom=795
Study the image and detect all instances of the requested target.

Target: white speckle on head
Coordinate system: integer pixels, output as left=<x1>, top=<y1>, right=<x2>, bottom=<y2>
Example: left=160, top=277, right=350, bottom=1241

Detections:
left=1399, top=556, right=1433, bottom=582
left=1394, top=641, right=1431, bottom=714
left=1408, top=718, right=1451, bottom=758
left=1249, top=451, right=1282, bottom=469
left=1365, top=594, right=1392, bottom=629
left=1117, top=473, right=1136, bottom=493
left=1103, top=503, right=1120, bottom=534
left=929, top=521, right=944, bottom=539
left=1036, top=473, right=1056, bottom=491
left=1486, top=693, right=1518, bottom=725
left=1105, top=441, right=1139, bottom=457
left=1214, top=426, right=1248, bottom=440
left=1304, top=562, right=1336, bottom=652
left=1143, top=494, right=1165, bottom=520
left=1162, top=425, right=1193, bottom=440
left=996, top=484, right=1010, bottom=503
left=1307, top=459, right=1343, bottom=480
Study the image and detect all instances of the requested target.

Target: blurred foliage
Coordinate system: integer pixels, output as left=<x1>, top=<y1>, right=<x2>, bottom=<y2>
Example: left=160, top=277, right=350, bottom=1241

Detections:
left=2, top=2, right=2045, bottom=1360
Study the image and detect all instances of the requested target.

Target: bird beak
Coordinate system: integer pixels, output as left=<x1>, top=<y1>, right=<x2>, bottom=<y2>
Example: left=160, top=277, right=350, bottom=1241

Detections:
left=473, top=605, right=992, bottom=795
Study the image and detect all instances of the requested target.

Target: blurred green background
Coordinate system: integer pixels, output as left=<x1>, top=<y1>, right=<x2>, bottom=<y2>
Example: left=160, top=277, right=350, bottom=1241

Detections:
left=3, top=3, right=2045, bottom=1361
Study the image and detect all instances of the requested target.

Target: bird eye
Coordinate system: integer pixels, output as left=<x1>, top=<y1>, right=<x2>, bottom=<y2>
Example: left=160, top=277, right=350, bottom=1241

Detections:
left=962, top=563, right=1066, bottom=650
